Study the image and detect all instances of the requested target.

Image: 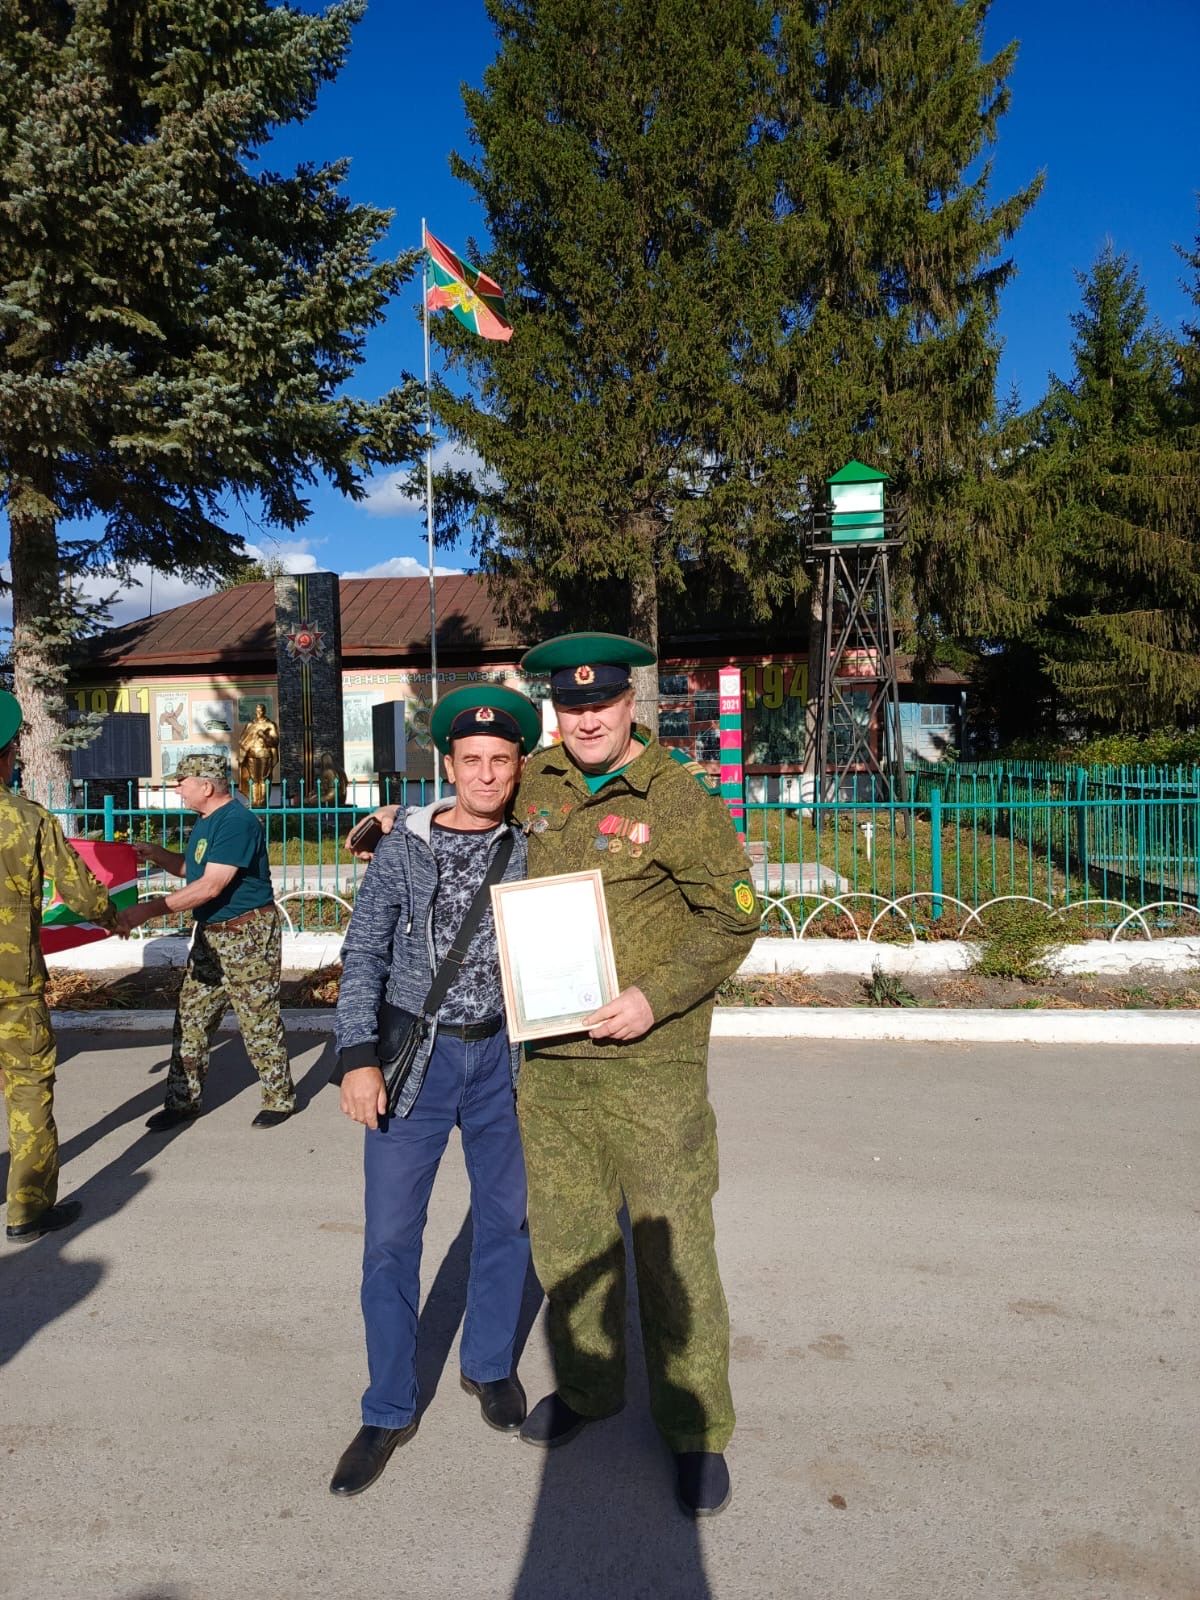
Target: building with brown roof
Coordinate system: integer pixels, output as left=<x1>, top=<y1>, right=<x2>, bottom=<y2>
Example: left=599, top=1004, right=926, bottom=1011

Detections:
left=75, top=574, right=963, bottom=794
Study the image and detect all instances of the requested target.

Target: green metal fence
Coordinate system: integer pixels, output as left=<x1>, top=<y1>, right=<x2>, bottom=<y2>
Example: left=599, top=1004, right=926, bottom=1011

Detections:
left=744, top=761, right=1200, bottom=938
left=39, top=778, right=435, bottom=936
left=33, top=762, right=1200, bottom=942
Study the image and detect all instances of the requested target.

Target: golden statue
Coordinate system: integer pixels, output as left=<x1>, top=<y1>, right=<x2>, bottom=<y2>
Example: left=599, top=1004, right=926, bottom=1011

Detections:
left=238, top=702, right=278, bottom=806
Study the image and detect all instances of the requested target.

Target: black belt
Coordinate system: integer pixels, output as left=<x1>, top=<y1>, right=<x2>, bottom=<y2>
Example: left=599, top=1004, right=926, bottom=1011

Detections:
left=438, top=1014, right=504, bottom=1041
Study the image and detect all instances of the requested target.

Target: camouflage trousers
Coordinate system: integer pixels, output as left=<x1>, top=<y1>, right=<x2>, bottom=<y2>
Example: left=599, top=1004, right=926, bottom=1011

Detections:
left=517, top=1051, right=734, bottom=1453
left=166, top=908, right=295, bottom=1113
left=1, top=995, right=60, bottom=1228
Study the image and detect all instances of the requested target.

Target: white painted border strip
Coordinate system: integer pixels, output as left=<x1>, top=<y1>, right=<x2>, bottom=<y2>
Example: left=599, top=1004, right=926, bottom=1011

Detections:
left=710, top=1008, right=1200, bottom=1044
left=48, top=1006, right=1200, bottom=1045
left=48, top=932, right=1200, bottom=977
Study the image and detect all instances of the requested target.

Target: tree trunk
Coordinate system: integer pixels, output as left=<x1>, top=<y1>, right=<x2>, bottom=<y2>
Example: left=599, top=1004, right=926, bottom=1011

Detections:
left=628, top=527, right=660, bottom=737
left=8, top=473, right=73, bottom=811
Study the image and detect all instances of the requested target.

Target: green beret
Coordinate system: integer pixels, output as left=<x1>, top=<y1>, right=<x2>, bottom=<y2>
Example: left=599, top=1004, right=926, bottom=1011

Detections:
left=0, top=691, right=22, bottom=750
left=430, top=684, right=542, bottom=756
left=171, top=753, right=229, bottom=783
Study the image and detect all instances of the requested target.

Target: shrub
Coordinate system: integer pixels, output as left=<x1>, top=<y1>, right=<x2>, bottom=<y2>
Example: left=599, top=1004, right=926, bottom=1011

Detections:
left=972, top=901, right=1064, bottom=982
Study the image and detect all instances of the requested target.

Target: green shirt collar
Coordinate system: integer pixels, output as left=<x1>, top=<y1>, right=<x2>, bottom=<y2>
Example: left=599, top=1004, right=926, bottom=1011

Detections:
left=539, top=727, right=659, bottom=796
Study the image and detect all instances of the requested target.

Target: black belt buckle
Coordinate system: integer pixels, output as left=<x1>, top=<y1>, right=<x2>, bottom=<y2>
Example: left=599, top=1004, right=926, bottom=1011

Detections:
left=440, top=1015, right=503, bottom=1042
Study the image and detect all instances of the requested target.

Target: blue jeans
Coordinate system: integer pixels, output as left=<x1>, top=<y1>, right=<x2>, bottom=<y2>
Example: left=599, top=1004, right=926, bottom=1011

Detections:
left=360, top=1025, right=529, bottom=1428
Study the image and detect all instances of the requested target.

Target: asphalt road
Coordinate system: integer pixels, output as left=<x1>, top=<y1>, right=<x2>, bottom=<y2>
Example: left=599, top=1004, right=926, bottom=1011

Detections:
left=1, top=1035, right=1197, bottom=1600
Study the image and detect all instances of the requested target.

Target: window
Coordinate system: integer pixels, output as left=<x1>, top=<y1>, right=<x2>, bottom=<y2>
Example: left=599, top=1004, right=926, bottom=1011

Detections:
left=659, top=709, right=691, bottom=739
left=919, top=704, right=954, bottom=727
left=658, top=673, right=691, bottom=698
left=693, top=693, right=718, bottom=722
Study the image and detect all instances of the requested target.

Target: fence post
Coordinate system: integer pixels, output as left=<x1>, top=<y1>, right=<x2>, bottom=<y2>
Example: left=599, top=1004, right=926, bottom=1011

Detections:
left=1073, top=767, right=1089, bottom=893
left=930, top=786, right=943, bottom=920
left=102, top=794, right=115, bottom=843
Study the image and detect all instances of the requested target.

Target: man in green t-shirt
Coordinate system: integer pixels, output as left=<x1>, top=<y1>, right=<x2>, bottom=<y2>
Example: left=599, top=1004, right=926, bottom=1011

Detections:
left=118, top=753, right=296, bottom=1129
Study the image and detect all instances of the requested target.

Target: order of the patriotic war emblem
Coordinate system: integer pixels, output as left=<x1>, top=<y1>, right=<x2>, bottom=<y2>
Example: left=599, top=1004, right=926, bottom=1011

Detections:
left=282, top=621, right=325, bottom=663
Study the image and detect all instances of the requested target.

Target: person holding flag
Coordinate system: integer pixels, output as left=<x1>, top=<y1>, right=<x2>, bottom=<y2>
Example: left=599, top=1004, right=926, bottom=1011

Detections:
left=0, top=691, right=119, bottom=1243
left=118, top=753, right=296, bottom=1131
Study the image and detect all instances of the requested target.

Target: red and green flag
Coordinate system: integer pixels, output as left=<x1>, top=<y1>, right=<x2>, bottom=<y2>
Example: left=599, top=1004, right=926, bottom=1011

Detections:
left=424, top=226, right=513, bottom=343
left=41, top=840, right=139, bottom=955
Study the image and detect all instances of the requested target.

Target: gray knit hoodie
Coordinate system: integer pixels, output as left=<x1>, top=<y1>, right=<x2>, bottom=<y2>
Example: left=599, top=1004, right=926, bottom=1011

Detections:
left=335, top=799, right=526, bottom=1117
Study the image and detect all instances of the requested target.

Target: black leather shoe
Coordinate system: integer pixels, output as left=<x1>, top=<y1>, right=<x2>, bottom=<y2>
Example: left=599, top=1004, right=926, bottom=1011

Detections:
left=145, top=1105, right=201, bottom=1132
left=519, top=1391, right=620, bottom=1449
left=674, top=1452, right=732, bottom=1518
left=6, top=1199, right=83, bottom=1243
left=251, top=1108, right=294, bottom=1128
left=328, top=1423, right=418, bottom=1496
left=460, top=1373, right=527, bottom=1432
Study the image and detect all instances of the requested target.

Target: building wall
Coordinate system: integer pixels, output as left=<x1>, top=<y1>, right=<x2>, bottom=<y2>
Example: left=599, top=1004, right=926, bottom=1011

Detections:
left=72, top=654, right=959, bottom=787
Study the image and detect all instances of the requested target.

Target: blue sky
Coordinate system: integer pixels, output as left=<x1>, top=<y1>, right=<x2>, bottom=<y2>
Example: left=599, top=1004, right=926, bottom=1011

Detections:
left=3, top=0, right=1199, bottom=621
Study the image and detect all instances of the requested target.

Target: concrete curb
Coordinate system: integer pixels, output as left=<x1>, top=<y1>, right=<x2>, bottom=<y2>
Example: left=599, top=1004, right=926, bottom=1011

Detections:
left=47, top=932, right=1200, bottom=976
left=48, top=1005, right=1200, bottom=1045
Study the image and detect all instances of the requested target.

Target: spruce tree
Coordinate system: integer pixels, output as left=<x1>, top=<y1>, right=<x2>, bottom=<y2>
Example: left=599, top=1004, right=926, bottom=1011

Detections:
left=433, top=0, right=775, bottom=725
left=434, top=0, right=1035, bottom=732
left=0, top=2, right=423, bottom=799
left=759, top=0, right=1039, bottom=755
left=1006, top=247, right=1200, bottom=731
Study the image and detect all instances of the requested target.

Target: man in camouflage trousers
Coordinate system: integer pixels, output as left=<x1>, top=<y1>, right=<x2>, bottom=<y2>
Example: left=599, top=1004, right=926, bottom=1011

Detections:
left=118, top=753, right=295, bottom=1129
left=0, top=691, right=118, bottom=1242
left=356, top=634, right=759, bottom=1515
left=513, top=634, right=759, bottom=1519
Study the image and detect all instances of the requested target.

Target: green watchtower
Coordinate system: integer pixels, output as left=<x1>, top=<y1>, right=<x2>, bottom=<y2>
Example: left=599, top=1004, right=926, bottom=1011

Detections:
left=806, top=461, right=907, bottom=802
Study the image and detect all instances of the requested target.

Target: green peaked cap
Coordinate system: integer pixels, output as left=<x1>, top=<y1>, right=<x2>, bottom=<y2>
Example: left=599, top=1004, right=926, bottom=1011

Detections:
left=0, top=691, right=23, bottom=749
left=430, top=684, right=542, bottom=756
left=520, top=632, right=657, bottom=674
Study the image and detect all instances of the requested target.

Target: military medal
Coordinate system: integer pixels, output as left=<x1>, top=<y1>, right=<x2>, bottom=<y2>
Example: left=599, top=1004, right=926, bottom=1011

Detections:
left=525, top=805, right=552, bottom=836
left=596, top=814, right=650, bottom=856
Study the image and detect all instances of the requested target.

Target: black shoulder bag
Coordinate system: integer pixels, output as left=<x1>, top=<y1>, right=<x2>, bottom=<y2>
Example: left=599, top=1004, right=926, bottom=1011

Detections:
left=376, top=830, right=515, bottom=1116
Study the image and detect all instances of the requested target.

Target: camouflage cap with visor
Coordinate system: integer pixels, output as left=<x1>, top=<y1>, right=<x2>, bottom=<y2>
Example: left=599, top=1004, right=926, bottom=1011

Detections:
left=170, top=753, right=230, bottom=784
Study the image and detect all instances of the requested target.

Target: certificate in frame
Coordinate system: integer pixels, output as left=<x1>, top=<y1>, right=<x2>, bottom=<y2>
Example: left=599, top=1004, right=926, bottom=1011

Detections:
left=491, top=870, right=619, bottom=1042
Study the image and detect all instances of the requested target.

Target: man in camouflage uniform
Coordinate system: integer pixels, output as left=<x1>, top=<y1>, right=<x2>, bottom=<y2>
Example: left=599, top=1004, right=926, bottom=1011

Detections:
left=513, top=633, right=759, bottom=1519
left=118, top=753, right=295, bottom=1129
left=0, top=691, right=117, bottom=1242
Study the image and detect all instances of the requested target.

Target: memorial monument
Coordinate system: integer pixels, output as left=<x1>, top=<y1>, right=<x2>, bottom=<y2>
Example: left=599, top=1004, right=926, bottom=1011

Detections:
left=273, top=572, right=345, bottom=804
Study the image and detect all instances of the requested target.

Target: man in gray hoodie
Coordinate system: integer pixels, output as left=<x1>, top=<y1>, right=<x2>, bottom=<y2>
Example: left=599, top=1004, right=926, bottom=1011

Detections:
left=330, top=685, right=540, bottom=1497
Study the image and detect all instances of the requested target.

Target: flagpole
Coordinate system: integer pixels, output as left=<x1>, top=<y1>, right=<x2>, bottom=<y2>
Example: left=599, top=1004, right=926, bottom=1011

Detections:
left=421, top=216, right=442, bottom=801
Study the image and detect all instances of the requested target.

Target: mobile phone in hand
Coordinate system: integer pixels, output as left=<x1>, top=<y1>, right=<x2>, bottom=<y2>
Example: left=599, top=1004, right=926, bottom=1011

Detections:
left=347, top=816, right=384, bottom=855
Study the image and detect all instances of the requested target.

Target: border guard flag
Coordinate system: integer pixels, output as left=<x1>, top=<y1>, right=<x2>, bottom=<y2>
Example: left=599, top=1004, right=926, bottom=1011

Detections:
left=41, top=840, right=139, bottom=954
left=424, top=227, right=513, bottom=343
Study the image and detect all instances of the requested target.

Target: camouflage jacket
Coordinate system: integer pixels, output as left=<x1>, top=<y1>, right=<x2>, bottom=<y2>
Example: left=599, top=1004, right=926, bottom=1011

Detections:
left=0, top=782, right=115, bottom=1001
left=518, top=731, right=758, bottom=1061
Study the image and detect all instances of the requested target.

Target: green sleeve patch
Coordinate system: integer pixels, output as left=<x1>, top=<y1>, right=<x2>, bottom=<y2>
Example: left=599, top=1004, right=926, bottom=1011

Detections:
left=733, top=880, right=757, bottom=915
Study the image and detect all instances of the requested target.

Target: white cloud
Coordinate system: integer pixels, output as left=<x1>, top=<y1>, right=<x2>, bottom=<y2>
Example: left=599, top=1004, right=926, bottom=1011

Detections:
left=0, top=537, right=324, bottom=632
left=240, top=539, right=323, bottom=575
left=0, top=562, right=215, bottom=631
left=342, top=555, right=464, bottom=580
left=361, top=441, right=493, bottom=518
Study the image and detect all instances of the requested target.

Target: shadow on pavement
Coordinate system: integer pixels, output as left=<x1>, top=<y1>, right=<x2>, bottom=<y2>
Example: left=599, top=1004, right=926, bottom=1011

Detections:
left=0, top=1034, right=274, bottom=1369
left=292, top=1035, right=339, bottom=1111
left=513, top=1215, right=713, bottom=1600
left=0, top=1037, right=242, bottom=1208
